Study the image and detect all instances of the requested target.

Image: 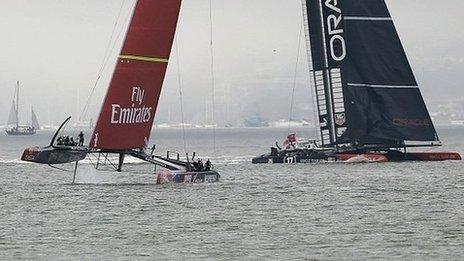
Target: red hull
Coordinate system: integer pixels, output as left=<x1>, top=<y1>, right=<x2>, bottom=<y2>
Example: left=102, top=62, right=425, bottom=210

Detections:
left=336, top=153, right=389, bottom=163
left=404, top=152, right=461, bottom=161
left=156, top=170, right=220, bottom=184
left=337, top=151, right=461, bottom=162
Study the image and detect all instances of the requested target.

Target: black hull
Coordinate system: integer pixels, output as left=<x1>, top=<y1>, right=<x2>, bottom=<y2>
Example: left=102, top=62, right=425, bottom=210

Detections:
left=252, top=148, right=332, bottom=164
left=22, top=146, right=87, bottom=165
left=252, top=147, right=461, bottom=164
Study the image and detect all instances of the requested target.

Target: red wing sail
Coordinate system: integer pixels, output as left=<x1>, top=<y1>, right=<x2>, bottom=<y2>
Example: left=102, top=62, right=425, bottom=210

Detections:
left=90, top=0, right=182, bottom=150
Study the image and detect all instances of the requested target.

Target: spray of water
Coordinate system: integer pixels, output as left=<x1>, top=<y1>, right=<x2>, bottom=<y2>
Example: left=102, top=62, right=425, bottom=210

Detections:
left=74, top=164, right=109, bottom=184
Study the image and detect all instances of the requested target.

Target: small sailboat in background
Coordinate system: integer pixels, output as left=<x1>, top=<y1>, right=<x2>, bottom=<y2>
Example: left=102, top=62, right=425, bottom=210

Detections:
left=253, top=0, right=461, bottom=163
left=21, top=0, right=220, bottom=184
left=5, top=81, right=40, bottom=136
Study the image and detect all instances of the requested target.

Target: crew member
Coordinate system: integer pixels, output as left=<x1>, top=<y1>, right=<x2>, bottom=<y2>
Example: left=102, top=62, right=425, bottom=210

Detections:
left=78, top=131, right=84, bottom=146
left=57, top=136, right=64, bottom=146
left=197, top=159, right=204, bottom=171
left=205, top=159, right=211, bottom=171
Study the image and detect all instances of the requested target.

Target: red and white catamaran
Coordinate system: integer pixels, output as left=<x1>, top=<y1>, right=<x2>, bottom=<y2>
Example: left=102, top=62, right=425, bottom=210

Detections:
left=21, top=0, right=220, bottom=183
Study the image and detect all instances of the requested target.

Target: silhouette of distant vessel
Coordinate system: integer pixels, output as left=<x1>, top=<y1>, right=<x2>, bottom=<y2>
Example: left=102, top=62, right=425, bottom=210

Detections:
left=5, top=81, right=40, bottom=136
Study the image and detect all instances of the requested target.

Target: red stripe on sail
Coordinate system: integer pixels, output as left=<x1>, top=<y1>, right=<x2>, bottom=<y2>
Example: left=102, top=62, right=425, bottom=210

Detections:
left=90, top=0, right=182, bottom=150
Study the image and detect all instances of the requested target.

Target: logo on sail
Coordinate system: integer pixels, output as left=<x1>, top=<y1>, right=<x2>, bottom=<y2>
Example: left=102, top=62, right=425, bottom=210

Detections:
left=324, top=0, right=346, bottom=62
left=335, top=113, right=346, bottom=126
left=110, top=87, right=153, bottom=124
left=393, top=118, right=431, bottom=127
left=93, top=133, right=99, bottom=147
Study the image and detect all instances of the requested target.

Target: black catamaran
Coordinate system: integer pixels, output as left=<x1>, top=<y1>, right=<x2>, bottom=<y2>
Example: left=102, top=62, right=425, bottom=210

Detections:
left=5, top=81, right=40, bottom=136
left=21, top=0, right=220, bottom=183
left=253, top=0, right=461, bottom=163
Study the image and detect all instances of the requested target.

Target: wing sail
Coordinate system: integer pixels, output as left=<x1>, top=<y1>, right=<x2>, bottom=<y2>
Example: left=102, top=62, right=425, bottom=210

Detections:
left=341, top=0, right=438, bottom=143
left=90, top=0, right=182, bottom=150
left=302, top=0, right=438, bottom=146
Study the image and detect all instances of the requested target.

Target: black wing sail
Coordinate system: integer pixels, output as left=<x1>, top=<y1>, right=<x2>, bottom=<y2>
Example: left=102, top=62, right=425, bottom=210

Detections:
left=341, top=0, right=438, bottom=144
left=303, top=0, right=439, bottom=147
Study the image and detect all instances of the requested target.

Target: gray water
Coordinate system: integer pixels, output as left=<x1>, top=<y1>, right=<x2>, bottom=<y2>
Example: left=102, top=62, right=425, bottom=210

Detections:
left=0, top=127, right=463, bottom=260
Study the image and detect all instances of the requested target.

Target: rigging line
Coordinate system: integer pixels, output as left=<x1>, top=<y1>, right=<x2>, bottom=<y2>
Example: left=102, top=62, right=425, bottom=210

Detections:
left=287, top=17, right=304, bottom=136
left=209, top=0, right=217, bottom=154
left=80, top=0, right=133, bottom=121
left=174, top=36, right=188, bottom=154
left=97, top=0, right=127, bottom=82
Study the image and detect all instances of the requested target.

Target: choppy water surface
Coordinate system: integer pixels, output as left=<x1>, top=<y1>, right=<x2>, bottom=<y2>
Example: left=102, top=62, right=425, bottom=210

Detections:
left=0, top=127, right=463, bottom=260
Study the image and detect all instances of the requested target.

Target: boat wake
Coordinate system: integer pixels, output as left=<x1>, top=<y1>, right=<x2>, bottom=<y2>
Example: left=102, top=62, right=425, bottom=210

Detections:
left=0, top=159, right=33, bottom=165
left=202, top=155, right=253, bottom=165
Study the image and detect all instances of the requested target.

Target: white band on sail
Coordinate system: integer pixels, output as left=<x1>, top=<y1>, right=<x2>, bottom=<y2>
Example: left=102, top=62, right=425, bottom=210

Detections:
left=119, top=55, right=169, bottom=63
left=344, top=17, right=393, bottom=21
left=347, top=83, right=419, bottom=89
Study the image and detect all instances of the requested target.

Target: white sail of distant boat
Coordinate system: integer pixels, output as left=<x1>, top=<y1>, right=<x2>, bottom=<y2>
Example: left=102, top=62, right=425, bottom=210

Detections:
left=5, top=81, right=37, bottom=135
left=7, top=100, right=18, bottom=126
left=31, top=107, right=40, bottom=130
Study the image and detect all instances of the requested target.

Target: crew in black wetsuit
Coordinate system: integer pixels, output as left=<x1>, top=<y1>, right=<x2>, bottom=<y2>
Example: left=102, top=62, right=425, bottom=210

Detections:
left=57, top=136, right=64, bottom=145
left=205, top=159, right=211, bottom=171
left=197, top=159, right=204, bottom=171
left=78, top=131, right=84, bottom=146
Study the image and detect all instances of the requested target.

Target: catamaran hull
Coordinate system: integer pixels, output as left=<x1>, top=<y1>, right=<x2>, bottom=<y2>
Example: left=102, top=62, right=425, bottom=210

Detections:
left=252, top=155, right=331, bottom=164
left=21, top=146, right=87, bottom=165
left=386, top=151, right=462, bottom=161
left=156, top=170, right=220, bottom=184
left=252, top=149, right=461, bottom=164
left=252, top=151, right=331, bottom=164
left=336, top=153, right=389, bottom=163
left=6, top=129, right=36, bottom=136
left=251, top=153, right=388, bottom=163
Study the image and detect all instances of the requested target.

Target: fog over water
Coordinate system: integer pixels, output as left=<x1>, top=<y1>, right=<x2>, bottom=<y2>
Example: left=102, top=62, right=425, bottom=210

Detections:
left=0, top=0, right=463, bottom=126
left=0, top=2, right=463, bottom=259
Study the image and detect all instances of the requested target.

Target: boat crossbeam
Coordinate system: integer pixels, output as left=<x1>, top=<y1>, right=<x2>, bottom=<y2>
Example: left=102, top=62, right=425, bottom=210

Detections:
left=129, top=151, right=185, bottom=171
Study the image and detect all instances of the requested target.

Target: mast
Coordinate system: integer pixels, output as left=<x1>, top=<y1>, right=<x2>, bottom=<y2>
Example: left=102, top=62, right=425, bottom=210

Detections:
left=16, top=81, right=19, bottom=129
left=47, top=103, right=51, bottom=127
left=317, top=0, right=336, bottom=146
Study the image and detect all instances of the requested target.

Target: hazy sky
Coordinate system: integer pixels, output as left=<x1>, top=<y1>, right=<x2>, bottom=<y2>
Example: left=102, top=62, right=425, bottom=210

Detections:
left=0, top=0, right=463, bottom=126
